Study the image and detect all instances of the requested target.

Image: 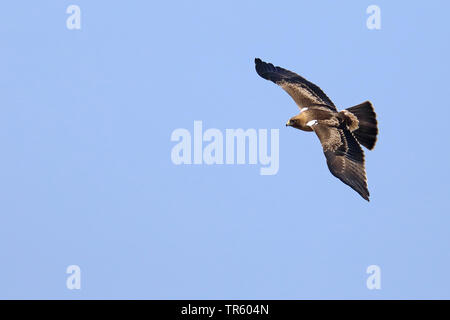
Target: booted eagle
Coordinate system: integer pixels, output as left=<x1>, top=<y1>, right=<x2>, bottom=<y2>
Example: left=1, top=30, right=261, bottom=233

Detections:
left=255, top=58, right=378, bottom=201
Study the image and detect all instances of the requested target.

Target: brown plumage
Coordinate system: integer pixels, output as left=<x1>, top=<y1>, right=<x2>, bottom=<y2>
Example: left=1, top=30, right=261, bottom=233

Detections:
left=255, top=58, right=378, bottom=201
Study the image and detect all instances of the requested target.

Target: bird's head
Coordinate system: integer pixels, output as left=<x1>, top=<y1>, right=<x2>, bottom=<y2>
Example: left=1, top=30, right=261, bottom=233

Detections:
left=286, top=116, right=300, bottom=128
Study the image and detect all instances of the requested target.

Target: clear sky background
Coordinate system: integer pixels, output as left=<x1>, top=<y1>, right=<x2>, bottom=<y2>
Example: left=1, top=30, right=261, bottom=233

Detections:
left=1, top=1, right=450, bottom=299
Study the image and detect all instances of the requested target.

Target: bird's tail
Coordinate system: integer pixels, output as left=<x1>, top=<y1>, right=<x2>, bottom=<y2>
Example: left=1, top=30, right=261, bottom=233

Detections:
left=346, top=101, right=378, bottom=150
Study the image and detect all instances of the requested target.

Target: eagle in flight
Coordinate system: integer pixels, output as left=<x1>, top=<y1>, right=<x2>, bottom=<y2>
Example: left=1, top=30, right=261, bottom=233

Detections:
left=255, top=58, right=378, bottom=201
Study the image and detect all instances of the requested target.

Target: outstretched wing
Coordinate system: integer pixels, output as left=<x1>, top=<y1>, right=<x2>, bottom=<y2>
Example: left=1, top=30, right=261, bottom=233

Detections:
left=255, top=58, right=337, bottom=111
left=310, top=122, right=370, bottom=201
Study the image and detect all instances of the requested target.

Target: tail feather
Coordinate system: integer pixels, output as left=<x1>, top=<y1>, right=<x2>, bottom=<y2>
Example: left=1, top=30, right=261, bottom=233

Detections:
left=346, top=101, right=378, bottom=150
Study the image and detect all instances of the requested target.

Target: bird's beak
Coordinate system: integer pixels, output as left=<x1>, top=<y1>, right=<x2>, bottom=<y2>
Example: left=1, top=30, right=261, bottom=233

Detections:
left=285, top=121, right=290, bottom=127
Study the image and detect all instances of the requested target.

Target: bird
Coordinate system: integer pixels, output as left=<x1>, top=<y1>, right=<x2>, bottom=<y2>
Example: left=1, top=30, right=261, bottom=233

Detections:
left=254, top=58, right=378, bottom=201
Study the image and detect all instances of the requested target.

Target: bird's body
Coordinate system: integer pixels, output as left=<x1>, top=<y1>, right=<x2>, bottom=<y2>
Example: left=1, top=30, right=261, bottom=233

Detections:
left=289, top=107, right=335, bottom=132
left=255, top=58, right=378, bottom=201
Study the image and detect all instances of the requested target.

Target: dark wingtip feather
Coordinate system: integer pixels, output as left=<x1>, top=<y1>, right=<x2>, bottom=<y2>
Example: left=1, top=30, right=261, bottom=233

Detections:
left=254, top=58, right=278, bottom=82
left=353, top=179, right=370, bottom=202
left=255, top=58, right=266, bottom=79
left=254, top=58, right=264, bottom=71
left=362, top=192, right=370, bottom=202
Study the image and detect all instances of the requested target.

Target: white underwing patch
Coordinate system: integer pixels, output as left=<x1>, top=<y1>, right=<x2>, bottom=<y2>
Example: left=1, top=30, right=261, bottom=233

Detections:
left=306, top=120, right=318, bottom=127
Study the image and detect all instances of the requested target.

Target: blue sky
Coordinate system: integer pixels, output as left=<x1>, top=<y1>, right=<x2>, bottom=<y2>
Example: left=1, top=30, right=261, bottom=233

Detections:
left=1, top=1, right=450, bottom=299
